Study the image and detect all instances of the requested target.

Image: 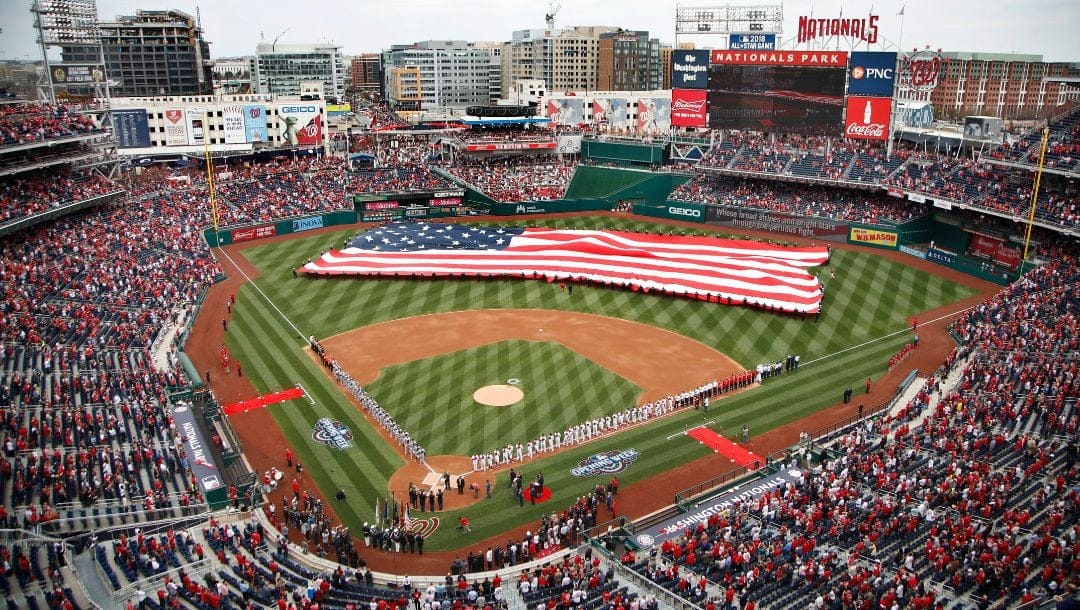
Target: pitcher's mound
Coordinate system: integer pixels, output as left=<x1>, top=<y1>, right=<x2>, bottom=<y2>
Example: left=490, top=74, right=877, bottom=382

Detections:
left=473, top=385, right=524, bottom=407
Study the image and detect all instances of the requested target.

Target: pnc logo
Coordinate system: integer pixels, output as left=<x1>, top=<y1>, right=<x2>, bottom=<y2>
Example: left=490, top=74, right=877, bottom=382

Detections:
left=852, top=66, right=894, bottom=80
left=668, top=206, right=702, bottom=218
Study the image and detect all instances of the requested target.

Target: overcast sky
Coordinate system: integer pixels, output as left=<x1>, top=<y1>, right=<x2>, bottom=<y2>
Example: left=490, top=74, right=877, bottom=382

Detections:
left=2, top=0, right=1078, bottom=62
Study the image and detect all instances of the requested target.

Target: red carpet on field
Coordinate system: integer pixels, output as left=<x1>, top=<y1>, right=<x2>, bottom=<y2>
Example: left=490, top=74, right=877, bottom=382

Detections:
left=524, top=485, right=552, bottom=504
left=688, top=426, right=761, bottom=468
left=223, top=388, right=305, bottom=415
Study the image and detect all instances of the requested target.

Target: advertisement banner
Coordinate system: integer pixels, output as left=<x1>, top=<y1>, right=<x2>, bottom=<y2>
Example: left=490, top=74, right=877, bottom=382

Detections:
left=163, top=108, right=188, bottom=146
left=243, top=105, right=269, bottom=143
left=632, top=203, right=706, bottom=223
left=636, top=97, right=671, bottom=134
left=185, top=107, right=206, bottom=145
left=710, top=50, right=848, bottom=66
left=51, top=63, right=105, bottom=85
left=968, top=234, right=1021, bottom=269
left=464, top=141, right=557, bottom=152
left=671, top=49, right=710, bottom=89
left=927, top=248, right=956, bottom=264
left=113, top=109, right=151, bottom=149
left=847, top=52, right=897, bottom=96
left=546, top=99, right=585, bottom=126
left=278, top=104, right=323, bottom=146
left=361, top=209, right=405, bottom=222
left=634, top=470, right=801, bottom=546
left=231, top=224, right=277, bottom=242
left=292, top=216, right=325, bottom=233
left=729, top=33, right=776, bottom=50
left=844, top=96, right=891, bottom=141
left=848, top=225, right=898, bottom=248
left=326, top=103, right=352, bottom=115
left=706, top=206, right=849, bottom=237
left=671, top=89, right=709, bottom=128
left=593, top=98, right=629, bottom=131
left=899, top=245, right=927, bottom=260
left=171, top=402, right=222, bottom=493
left=221, top=105, right=247, bottom=144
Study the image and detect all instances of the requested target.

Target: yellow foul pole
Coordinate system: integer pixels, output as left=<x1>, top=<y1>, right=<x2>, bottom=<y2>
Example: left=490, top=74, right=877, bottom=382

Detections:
left=1019, top=127, right=1050, bottom=277
left=203, top=111, right=221, bottom=245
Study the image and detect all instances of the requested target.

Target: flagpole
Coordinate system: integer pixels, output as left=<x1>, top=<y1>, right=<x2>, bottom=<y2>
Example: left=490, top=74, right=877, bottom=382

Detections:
left=203, top=111, right=221, bottom=246
left=1019, top=127, right=1050, bottom=278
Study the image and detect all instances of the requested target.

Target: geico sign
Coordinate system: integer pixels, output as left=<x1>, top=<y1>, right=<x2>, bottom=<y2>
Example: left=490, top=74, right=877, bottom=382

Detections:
left=280, top=106, right=317, bottom=113
left=668, top=206, right=702, bottom=218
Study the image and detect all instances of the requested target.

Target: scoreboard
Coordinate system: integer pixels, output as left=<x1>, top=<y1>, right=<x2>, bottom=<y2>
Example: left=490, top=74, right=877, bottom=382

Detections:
left=354, top=190, right=469, bottom=221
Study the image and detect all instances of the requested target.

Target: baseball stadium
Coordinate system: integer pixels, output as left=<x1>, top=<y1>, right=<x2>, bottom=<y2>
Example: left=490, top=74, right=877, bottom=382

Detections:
left=0, top=3, right=1077, bottom=610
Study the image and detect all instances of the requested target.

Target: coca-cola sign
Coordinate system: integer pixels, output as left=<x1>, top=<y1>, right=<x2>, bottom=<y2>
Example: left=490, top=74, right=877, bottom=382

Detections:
left=671, top=89, right=708, bottom=128
left=844, top=96, right=891, bottom=141
left=904, top=49, right=945, bottom=93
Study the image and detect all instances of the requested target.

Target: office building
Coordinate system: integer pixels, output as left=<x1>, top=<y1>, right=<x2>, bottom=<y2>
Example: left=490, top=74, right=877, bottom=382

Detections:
left=61, top=9, right=213, bottom=97
left=509, top=26, right=620, bottom=93
left=597, top=29, right=662, bottom=91
left=212, top=57, right=254, bottom=95
left=350, top=54, right=383, bottom=98
left=384, top=41, right=502, bottom=112
left=254, top=43, right=346, bottom=101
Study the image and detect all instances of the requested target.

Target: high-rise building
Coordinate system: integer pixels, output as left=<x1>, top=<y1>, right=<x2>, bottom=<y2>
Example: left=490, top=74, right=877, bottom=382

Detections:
left=254, top=43, right=346, bottom=101
left=61, top=9, right=213, bottom=97
left=350, top=54, right=383, bottom=98
left=597, top=29, right=662, bottom=91
left=509, top=26, right=620, bottom=93
left=384, top=41, right=502, bottom=112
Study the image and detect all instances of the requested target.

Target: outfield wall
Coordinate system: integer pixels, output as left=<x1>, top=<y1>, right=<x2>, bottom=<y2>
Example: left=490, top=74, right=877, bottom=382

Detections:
left=204, top=210, right=358, bottom=247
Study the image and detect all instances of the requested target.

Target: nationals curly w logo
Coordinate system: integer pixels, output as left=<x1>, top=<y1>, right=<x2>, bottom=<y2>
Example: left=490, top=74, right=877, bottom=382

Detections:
left=406, top=517, right=440, bottom=539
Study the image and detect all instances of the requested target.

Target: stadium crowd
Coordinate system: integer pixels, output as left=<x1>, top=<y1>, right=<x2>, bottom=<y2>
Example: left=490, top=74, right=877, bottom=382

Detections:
left=443, top=157, right=575, bottom=203
left=0, top=103, right=101, bottom=148
left=0, top=171, right=120, bottom=227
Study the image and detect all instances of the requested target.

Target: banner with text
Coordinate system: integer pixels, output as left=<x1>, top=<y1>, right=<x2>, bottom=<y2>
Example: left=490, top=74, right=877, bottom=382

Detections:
left=847, top=51, right=898, bottom=96
left=710, top=50, right=849, bottom=66
left=671, top=89, right=709, bottom=128
left=729, top=33, right=776, bottom=50
left=278, top=104, right=322, bottom=146
left=707, top=206, right=848, bottom=237
left=671, top=49, right=711, bottom=89
left=185, top=107, right=206, bottom=145
left=221, top=105, right=247, bottom=144
left=637, top=97, right=671, bottom=134
left=243, top=105, right=269, bottom=143
left=844, top=96, right=891, bottom=141
left=163, top=108, right=188, bottom=146
left=848, top=224, right=899, bottom=249
left=171, top=402, right=223, bottom=494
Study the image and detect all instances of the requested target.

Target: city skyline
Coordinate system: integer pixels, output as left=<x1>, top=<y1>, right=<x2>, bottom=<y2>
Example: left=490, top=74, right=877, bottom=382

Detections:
left=2, top=0, right=1079, bottom=62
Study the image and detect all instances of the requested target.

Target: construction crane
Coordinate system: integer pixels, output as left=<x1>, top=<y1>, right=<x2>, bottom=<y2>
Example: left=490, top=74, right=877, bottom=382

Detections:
left=545, top=2, right=562, bottom=32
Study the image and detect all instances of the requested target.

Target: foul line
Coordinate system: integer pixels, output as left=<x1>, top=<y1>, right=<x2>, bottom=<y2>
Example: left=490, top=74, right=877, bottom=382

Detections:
left=801, top=306, right=975, bottom=368
left=215, top=247, right=308, bottom=341
left=668, top=419, right=716, bottom=440
left=296, top=382, right=316, bottom=405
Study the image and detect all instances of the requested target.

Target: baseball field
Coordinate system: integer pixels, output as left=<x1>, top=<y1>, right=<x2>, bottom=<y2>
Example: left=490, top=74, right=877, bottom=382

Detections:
left=212, top=215, right=978, bottom=553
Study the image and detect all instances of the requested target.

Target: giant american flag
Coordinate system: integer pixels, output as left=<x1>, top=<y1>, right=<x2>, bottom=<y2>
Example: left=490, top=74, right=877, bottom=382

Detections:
left=303, top=224, right=828, bottom=313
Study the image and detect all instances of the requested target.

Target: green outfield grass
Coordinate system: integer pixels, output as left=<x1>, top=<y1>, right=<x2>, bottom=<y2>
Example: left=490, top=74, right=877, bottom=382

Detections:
left=366, top=340, right=641, bottom=456
left=224, top=216, right=978, bottom=549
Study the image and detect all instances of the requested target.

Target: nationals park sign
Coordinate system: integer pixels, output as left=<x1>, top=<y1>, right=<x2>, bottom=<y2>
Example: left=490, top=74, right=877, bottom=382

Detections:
left=710, top=50, right=847, bottom=66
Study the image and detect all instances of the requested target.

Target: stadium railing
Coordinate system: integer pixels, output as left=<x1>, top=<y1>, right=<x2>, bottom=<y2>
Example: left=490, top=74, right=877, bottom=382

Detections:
left=588, top=539, right=706, bottom=610
left=672, top=463, right=755, bottom=512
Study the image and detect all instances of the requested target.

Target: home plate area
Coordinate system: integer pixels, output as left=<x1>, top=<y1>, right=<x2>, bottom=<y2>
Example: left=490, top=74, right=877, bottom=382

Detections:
left=687, top=426, right=761, bottom=468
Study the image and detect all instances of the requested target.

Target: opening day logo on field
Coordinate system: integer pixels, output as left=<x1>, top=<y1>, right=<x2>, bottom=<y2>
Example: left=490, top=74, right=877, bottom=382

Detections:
left=312, top=418, right=354, bottom=449
left=570, top=449, right=640, bottom=477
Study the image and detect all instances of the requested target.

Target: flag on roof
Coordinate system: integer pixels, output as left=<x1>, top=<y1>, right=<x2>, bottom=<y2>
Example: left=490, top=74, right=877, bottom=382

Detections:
left=303, top=224, right=828, bottom=313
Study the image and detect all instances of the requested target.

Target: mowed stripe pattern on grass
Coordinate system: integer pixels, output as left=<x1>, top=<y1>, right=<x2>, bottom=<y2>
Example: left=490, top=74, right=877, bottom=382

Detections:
left=226, top=216, right=977, bottom=548
left=366, top=340, right=641, bottom=456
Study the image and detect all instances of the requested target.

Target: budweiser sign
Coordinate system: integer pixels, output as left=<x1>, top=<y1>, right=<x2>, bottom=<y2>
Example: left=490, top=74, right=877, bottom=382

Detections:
left=797, top=15, right=880, bottom=44
left=904, top=49, right=946, bottom=93
left=844, top=97, right=891, bottom=142
left=670, top=89, right=707, bottom=128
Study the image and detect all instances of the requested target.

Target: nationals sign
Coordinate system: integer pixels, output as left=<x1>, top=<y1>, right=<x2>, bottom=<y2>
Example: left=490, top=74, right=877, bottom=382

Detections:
left=710, top=50, right=848, bottom=66
left=670, top=89, right=708, bottom=128
left=844, top=96, right=892, bottom=141
left=904, top=49, right=945, bottom=93
left=798, top=15, right=879, bottom=44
